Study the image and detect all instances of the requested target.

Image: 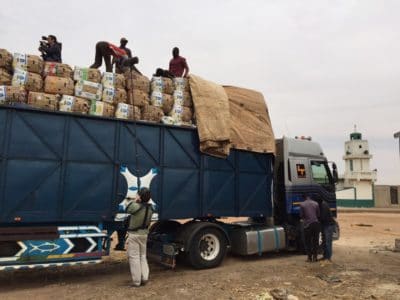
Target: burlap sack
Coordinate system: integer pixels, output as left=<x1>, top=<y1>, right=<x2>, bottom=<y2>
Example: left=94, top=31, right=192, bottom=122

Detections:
left=90, top=100, right=115, bottom=117
left=74, top=67, right=101, bottom=83
left=173, top=77, right=190, bottom=92
left=0, top=85, right=27, bottom=104
left=44, top=76, right=74, bottom=95
left=151, top=76, right=174, bottom=94
left=173, top=90, right=192, bottom=107
left=124, top=70, right=150, bottom=92
left=75, top=80, right=102, bottom=101
left=127, top=89, right=149, bottom=107
left=0, top=49, right=13, bottom=71
left=13, top=53, right=44, bottom=74
left=141, top=105, right=164, bottom=122
left=102, top=72, right=125, bottom=89
left=59, top=95, right=90, bottom=114
left=224, top=86, right=275, bottom=154
left=189, top=75, right=231, bottom=158
left=43, top=62, right=73, bottom=78
left=12, top=69, right=43, bottom=92
left=27, top=92, right=60, bottom=111
left=0, top=68, right=12, bottom=85
left=150, top=91, right=174, bottom=114
left=102, top=87, right=127, bottom=104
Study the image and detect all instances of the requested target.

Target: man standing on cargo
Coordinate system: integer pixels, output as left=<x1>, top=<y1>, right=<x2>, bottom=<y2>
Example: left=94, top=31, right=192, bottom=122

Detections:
left=169, top=47, right=189, bottom=77
left=299, top=195, right=320, bottom=262
left=90, top=41, right=128, bottom=72
left=126, top=187, right=154, bottom=287
left=114, top=37, right=132, bottom=74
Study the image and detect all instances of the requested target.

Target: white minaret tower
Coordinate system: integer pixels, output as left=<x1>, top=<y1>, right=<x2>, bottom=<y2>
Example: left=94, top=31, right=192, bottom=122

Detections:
left=341, top=126, right=377, bottom=204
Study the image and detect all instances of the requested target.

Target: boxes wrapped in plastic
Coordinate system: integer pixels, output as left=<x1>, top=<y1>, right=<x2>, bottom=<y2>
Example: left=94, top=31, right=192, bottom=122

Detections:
left=102, top=87, right=127, bottom=104
left=173, top=77, right=190, bottom=92
left=0, top=85, right=27, bottom=104
left=90, top=100, right=115, bottom=117
left=151, top=76, right=174, bottom=94
left=173, top=90, right=193, bottom=107
left=124, top=71, right=150, bottom=92
left=59, top=95, right=90, bottom=114
left=0, top=49, right=13, bottom=71
left=115, top=103, right=141, bottom=120
left=44, top=76, right=74, bottom=95
left=150, top=91, right=174, bottom=114
left=12, top=68, right=43, bottom=92
left=141, top=105, right=164, bottom=122
left=43, top=62, right=73, bottom=78
left=127, top=89, right=149, bottom=107
left=27, top=92, right=60, bottom=111
left=13, top=53, right=44, bottom=74
left=75, top=80, right=102, bottom=101
left=102, top=72, right=125, bottom=89
left=0, top=68, right=12, bottom=85
left=73, top=67, right=101, bottom=83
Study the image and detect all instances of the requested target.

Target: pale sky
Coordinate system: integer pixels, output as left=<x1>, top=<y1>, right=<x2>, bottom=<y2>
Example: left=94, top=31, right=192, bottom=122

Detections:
left=1, top=0, right=399, bottom=184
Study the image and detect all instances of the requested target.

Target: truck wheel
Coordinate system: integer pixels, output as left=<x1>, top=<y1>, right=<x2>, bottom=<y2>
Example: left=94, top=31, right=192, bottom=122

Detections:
left=188, top=227, right=227, bottom=269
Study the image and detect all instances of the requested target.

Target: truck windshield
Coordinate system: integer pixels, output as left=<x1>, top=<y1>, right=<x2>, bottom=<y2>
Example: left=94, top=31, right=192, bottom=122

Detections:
left=311, top=161, right=332, bottom=185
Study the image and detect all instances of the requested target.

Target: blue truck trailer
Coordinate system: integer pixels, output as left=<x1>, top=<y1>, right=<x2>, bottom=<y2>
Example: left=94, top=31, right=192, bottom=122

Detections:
left=0, top=104, right=338, bottom=270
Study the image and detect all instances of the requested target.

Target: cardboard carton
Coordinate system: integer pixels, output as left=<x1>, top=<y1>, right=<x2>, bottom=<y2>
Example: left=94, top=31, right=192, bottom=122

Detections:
left=102, top=72, right=125, bottom=89
left=115, top=103, right=141, bottom=120
left=0, top=49, right=13, bottom=71
left=90, top=100, right=115, bottom=117
left=151, top=76, right=174, bottom=94
left=75, top=80, right=102, bottom=101
left=27, top=92, right=60, bottom=111
left=12, top=69, right=43, bottom=92
left=173, top=77, right=190, bottom=92
left=102, top=87, right=127, bottom=104
left=44, top=76, right=74, bottom=95
left=150, top=91, right=174, bottom=114
left=43, top=62, right=73, bottom=78
left=59, top=95, right=90, bottom=114
left=73, top=67, right=101, bottom=83
left=13, top=53, right=44, bottom=74
left=0, top=85, right=27, bottom=104
left=173, top=90, right=192, bottom=107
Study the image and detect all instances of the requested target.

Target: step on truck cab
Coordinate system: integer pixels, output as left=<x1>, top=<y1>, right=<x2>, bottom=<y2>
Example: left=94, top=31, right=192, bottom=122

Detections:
left=0, top=105, right=338, bottom=270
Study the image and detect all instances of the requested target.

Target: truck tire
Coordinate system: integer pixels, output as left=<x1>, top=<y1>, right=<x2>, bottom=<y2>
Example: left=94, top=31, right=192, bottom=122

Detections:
left=187, top=227, right=227, bottom=269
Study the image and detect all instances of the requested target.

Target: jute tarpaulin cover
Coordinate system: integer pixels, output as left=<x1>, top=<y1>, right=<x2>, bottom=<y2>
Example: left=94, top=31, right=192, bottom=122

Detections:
left=189, top=75, right=231, bottom=158
left=224, top=86, right=275, bottom=154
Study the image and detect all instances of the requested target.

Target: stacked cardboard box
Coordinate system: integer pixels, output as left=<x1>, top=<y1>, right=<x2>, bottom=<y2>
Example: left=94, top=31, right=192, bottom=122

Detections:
left=27, top=92, right=59, bottom=111
left=59, top=95, right=90, bottom=114
left=74, top=67, right=101, bottom=83
left=166, top=77, right=194, bottom=125
left=0, top=85, right=27, bottom=105
left=124, top=70, right=151, bottom=120
left=12, top=68, right=43, bottom=92
left=115, top=103, right=141, bottom=120
left=0, top=49, right=13, bottom=86
left=43, top=62, right=73, bottom=78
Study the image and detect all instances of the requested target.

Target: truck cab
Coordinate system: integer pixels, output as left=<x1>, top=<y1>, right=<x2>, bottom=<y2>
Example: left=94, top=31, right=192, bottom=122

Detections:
left=274, top=136, right=337, bottom=243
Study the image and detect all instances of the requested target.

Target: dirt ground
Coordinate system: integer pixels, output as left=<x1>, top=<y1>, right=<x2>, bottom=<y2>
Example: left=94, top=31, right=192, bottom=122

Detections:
left=1, top=212, right=399, bottom=300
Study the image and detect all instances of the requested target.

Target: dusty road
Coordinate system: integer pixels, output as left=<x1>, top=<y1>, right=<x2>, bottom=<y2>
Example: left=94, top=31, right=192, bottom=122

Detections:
left=1, top=212, right=399, bottom=300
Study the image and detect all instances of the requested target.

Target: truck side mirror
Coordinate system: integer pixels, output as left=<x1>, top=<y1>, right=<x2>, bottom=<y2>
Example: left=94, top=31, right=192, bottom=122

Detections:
left=332, top=162, right=338, bottom=183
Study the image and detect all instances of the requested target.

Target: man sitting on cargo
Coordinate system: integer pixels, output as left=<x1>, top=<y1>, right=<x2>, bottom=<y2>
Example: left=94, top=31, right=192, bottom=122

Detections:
left=113, top=37, right=132, bottom=74
left=169, top=47, right=189, bottom=77
left=90, top=41, right=128, bottom=72
left=126, top=187, right=154, bottom=287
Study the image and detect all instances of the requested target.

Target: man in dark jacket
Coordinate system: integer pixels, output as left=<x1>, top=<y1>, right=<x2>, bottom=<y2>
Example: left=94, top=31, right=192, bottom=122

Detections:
left=319, top=199, right=336, bottom=261
left=299, top=195, right=320, bottom=262
left=39, top=35, right=62, bottom=63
